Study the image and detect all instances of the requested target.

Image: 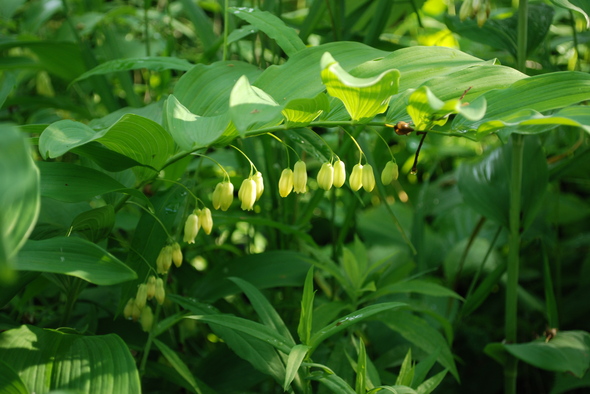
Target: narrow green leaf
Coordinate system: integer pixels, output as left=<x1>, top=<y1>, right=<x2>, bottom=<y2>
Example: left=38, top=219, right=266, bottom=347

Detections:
left=461, top=260, right=508, bottom=318
left=227, top=24, right=259, bottom=44
left=231, top=7, right=306, bottom=57
left=309, top=302, right=405, bottom=353
left=164, top=95, right=232, bottom=151
left=416, top=370, right=447, bottom=394
left=385, top=311, right=459, bottom=381
left=355, top=339, right=368, bottom=394
left=283, top=93, right=330, bottom=127
left=0, top=71, right=16, bottom=109
left=187, top=314, right=293, bottom=354
left=503, top=331, right=590, bottom=378
left=0, top=325, right=141, bottom=393
left=229, top=75, right=283, bottom=134
left=229, top=277, right=295, bottom=345
left=72, top=57, right=193, bottom=84
left=0, top=124, right=39, bottom=281
left=368, top=385, right=418, bottom=394
left=320, top=52, right=400, bottom=122
left=0, top=360, right=28, bottom=394
left=412, top=349, right=441, bottom=388
left=396, top=348, right=414, bottom=387
left=16, top=237, right=137, bottom=285
left=371, top=280, right=463, bottom=301
left=70, top=205, right=115, bottom=243
left=309, top=369, right=357, bottom=394
left=283, top=344, right=310, bottom=391
left=297, top=267, right=315, bottom=345
left=153, top=339, right=202, bottom=394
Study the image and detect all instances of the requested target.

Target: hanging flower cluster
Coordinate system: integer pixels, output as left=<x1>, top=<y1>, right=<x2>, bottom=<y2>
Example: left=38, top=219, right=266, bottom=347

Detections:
left=123, top=275, right=166, bottom=332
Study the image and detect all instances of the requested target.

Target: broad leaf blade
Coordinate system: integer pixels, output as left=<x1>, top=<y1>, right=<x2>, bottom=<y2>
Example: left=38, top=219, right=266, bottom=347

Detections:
left=0, top=124, right=39, bottom=281
left=0, top=360, right=28, bottom=394
left=0, top=325, right=140, bottom=394
left=229, top=75, right=283, bottom=134
left=70, top=205, right=115, bottom=243
left=231, top=7, right=306, bottom=57
left=283, top=93, right=330, bottom=127
left=16, top=237, right=137, bottom=285
left=321, top=52, right=400, bottom=122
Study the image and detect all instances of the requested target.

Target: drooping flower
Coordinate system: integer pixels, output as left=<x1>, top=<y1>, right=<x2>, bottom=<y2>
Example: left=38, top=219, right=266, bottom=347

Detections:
left=362, top=164, right=376, bottom=192
left=349, top=164, right=363, bottom=191
left=278, top=168, right=294, bottom=197
left=381, top=161, right=399, bottom=185
left=317, top=162, right=334, bottom=191
left=140, top=305, right=154, bottom=332
left=333, top=160, right=346, bottom=188
left=146, top=276, right=156, bottom=300
left=213, top=181, right=234, bottom=211
left=183, top=213, right=200, bottom=244
left=171, top=242, right=183, bottom=268
left=123, top=298, right=135, bottom=320
left=239, top=178, right=257, bottom=210
left=156, top=245, right=173, bottom=274
left=155, top=278, right=166, bottom=305
left=293, top=161, right=307, bottom=193
left=135, top=284, right=148, bottom=310
left=253, top=171, right=264, bottom=200
left=199, top=207, right=213, bottom=235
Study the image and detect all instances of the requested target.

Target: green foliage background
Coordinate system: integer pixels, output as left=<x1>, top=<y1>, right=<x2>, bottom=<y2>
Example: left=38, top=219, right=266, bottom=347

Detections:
left=1, top=0, right=590, bottom=393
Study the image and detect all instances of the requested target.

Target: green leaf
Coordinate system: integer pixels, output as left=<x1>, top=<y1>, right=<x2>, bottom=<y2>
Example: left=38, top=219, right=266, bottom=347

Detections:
left=385, top=311, right=459, bottom=381
left=0, top=325, right=140, bottom=393
left=308, top=368, right=357, bottom=394
left=153, top=339, right=203, bottom=394
left=164, top=95, right=232, bottom=151
left=406, top=86, right=486, bottom=130
left=503, top=331, right=590, bottom=378
left=369, top=385, right=418, bottom=394
left=457, top=137, right=548, bottom=229
left=297, top=267, right=315, bottom=345
left=283, top=93, right=330, bottom=127
left=416, top=370, right=447, bottom=394
left=370, top=280, right=463, bottom=301
left=453, top=71, right=590, bottom=137
left=37, top=161, right=148, bottom=204
left=230, top=7, right=306, bottom=57
left=320, top=52, right=400, bottom=122
left=72, top=57, right=193, bottom=84
left=229, top=75, right=283, bottom=134
left=309, top=302, right=405, bottom=354
left=229, top=277, right=295, bottom=345
left=16, top=237, right=137, bottom=285
left=187, top=314, right=293, bottom=354
left=72, top=142, right=144, bottom=172
left=0, top=360, right=28, bottom=394
left=283, top=344, right=310, bottom=391
left=551, top=0, right=590, bottom=28
left=283, top=128, right=333, bottom=162
left=39, top=120, right=96, bottom=159
left=355, top=339, right=368, bottom=394
left=0, top=71, right=16, bottom=109
left=396, top=348, right=414, bottom=387
left=70, top=205, right=115, bottom=243
left=0, top=124, right=40, bottom=282
left=461, top=260, right=508, bottom=317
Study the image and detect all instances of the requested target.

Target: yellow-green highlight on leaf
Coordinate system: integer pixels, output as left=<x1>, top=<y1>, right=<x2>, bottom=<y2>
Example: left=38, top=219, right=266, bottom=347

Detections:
left=283, top=344, right=310, bottom=391
left=282, top=93, right=330, bottom=127
left=407, top=86, right=486, bottom=130
left=229, top=75, right=283, bottom=134
left=164, top=95, right=232, bottom=151
left=320, top=52, right=400, bottom=123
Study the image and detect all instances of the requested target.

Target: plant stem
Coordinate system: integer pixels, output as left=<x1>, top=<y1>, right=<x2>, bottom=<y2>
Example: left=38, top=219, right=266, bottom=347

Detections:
left=505, top=133, right=524, bottom=394
left=139, top=302, right=162, bottom=376
left=516, top=0, right=528, bottom=73
left=223, top=0, right=230, bottom=61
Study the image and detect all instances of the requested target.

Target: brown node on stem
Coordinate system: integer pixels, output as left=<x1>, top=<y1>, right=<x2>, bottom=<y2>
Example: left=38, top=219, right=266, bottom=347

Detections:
left=393, top=121, right=414, bottom=136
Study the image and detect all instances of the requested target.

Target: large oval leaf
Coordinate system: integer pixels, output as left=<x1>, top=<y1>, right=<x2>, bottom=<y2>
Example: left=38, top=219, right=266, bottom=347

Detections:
left=16, top=237, right=137, bottom=285
left=0, top=325, right=140, bottom=394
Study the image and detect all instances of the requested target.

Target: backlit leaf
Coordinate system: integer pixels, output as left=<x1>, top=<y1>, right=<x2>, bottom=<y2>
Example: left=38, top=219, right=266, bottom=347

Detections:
left=229, top=75, right=283, bottom=134
left=283, top=93, right=330, bottom=127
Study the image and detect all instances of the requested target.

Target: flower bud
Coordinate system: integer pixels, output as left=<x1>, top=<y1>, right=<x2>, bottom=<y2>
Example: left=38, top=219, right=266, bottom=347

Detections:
left=239, top=178, right=257, bottom=210
left=199, top=207, right=213, bottom=235
left=156, top=245, right=173, bottom=274
left=183, top=213, right=200, bottom=244
left=146, top=276, right=156, bottom=300
left=476, top=6, right=488, bottom=27
left=155, top=278, right=166, bottom=305
left=362, top=164, right=376, bottom=192
left=131, top=302, right=142, bottom=321
left=253, top=171, right=264, bottom=201
left=317, top=162, right=334, bottom=191
left=459, top=0, right=473, bottom=21
left=293, top=161, right=307, bottom=193
left=124, top=298, right=135, bottom=320
left=140, top=305, right=154, bottom=332
left=381, top=161, right=399, bottom=185
left=278, top=168, right=294, bottom=197
left=333, top=160, right=346, bottom=188
left=212, top=183, right=223, bottom=210
left=171, top=242, right=183, bottom=268
left=350, top=164, right=363, bottom=191
left=135, top=284, right=148, bottom=310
